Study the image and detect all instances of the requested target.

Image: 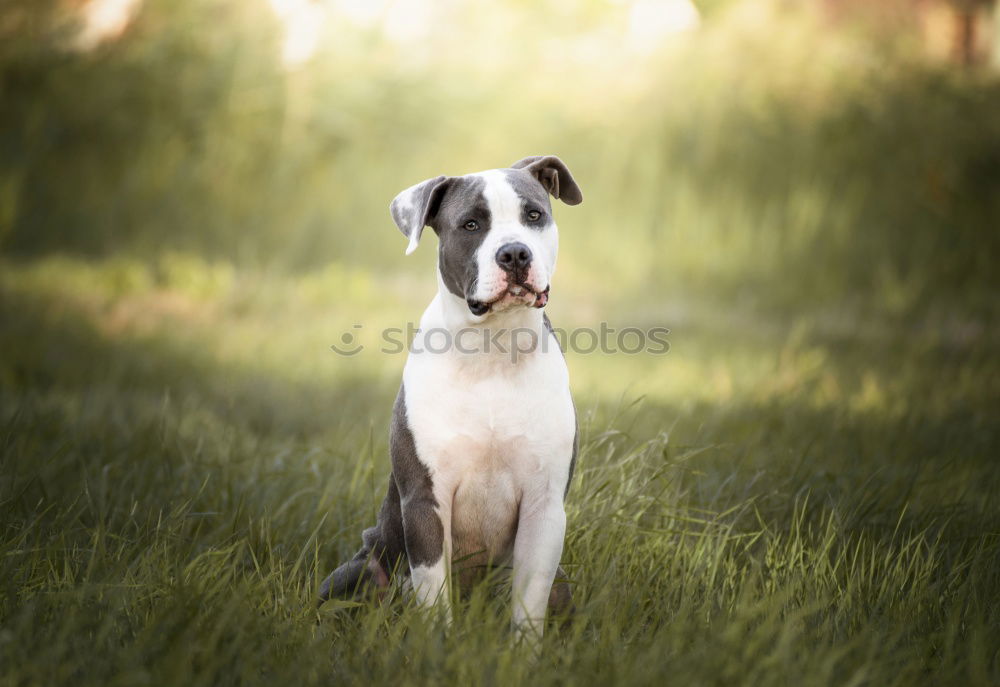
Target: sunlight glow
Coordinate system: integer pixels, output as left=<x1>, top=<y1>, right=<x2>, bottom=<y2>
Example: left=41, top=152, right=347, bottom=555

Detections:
left=627, top=0, right=701, bottom=52
left=269, top=0, right=328, bottom=67
left=75, top=0, right=142, bottom=49
left=266, top=0, right=702, bottom=69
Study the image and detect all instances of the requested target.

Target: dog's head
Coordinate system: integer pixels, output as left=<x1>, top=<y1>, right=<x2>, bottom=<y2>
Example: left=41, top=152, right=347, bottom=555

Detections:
left=390, top=156, right=582, bottom=318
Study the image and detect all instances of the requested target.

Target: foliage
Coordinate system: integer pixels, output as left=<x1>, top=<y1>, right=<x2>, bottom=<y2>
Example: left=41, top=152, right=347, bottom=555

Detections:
left=0, top=0, right=998, bottom=316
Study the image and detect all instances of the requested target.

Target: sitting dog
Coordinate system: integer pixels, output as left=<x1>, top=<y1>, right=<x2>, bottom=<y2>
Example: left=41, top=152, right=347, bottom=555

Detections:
left=319, top=156, right=582, bottom=641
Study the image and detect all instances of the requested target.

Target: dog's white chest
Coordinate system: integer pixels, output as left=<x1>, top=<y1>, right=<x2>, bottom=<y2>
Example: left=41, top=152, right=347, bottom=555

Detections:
left=401, top=299, right=575, bottom=563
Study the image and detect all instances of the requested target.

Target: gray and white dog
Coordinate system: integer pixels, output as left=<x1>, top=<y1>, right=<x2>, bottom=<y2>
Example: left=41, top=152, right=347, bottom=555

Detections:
left=319, top=156, right=582, bottom=641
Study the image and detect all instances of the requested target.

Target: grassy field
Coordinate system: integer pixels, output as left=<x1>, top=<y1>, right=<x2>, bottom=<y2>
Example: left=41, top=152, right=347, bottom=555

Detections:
left=0, top=254, right=997, bottom=686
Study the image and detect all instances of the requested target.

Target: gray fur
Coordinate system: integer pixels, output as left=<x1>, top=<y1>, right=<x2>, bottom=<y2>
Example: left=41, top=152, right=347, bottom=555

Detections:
left=549, top=565, right=575, bottom=620
left=504, top=167, right=555, bottom=228
left=432, top=175, right=491, bottom=301
left=543, top=312, right=578, bottom=497
left=318, top=384, right=442, bottom=601
left=391, top=385, right=444, bottom=567
left=389, top=175, right=449, bottom=246
left=317, top=557, right=374, bottom=601
left=509, top=155, right=583, bottom=205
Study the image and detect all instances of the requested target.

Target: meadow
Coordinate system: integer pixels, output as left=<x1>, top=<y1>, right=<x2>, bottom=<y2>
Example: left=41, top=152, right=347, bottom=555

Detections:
left=1, top=1, right=999, bottom=685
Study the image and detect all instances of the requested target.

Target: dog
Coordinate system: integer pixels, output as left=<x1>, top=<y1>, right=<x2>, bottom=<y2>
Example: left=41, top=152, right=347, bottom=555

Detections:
left=319, top=156, right=582, bottom=642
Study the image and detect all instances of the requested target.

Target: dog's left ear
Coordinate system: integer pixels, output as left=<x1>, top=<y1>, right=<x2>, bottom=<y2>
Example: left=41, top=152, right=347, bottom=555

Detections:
left=510, top=155, right=583, bottom=206
left=390, top=175, right=453, bottom=255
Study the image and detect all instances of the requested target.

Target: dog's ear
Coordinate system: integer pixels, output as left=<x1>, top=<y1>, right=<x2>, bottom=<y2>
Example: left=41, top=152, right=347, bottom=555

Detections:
left=510, top=155, right=583, bottom=206
left=390, top=175, right=452, bottom=255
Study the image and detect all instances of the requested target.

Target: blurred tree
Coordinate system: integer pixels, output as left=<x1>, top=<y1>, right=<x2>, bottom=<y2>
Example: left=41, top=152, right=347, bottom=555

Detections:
left=951, top=0, right=996, bottom=67
left=819, top=0, right=998, bottom=67
left=1, top=0, right=998, bottom=316
left=0, top=0, right=290, bottom=260
left=692, top=0, right=742, bottom=17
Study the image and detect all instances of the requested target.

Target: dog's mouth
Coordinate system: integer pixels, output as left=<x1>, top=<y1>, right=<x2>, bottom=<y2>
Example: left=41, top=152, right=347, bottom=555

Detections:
left=467, top=284, right=549, bottom=316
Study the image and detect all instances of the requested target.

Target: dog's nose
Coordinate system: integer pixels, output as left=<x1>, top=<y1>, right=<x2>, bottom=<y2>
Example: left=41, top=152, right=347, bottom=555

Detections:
left=495, top=242, right=532, bottom=272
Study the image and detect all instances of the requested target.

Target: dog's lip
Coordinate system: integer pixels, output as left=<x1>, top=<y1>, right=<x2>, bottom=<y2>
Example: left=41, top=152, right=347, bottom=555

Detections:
left=531, top=286, right=550, bottom=308
left=507, top=280, right=546, bottom=298
left=467, top=283, right=550, bottom=315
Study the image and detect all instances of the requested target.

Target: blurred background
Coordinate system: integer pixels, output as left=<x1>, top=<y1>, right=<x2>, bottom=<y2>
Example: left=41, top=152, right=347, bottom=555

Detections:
left=2, top=2, right=1000, bottom=683
left=2, top=0, right=999, bottom=402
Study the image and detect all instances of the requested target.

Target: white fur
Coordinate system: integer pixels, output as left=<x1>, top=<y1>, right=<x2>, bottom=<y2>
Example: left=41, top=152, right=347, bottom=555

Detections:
left=469, top=170, right=559, bottom=305
left=410, top=556, right=451, bottom=623
left=390, top=183, right=422, bottom=255
left=401, top=172, right=574, bottom=641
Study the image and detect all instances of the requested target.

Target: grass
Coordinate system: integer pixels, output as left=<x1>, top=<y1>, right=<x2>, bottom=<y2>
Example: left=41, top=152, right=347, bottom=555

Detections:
left=1, top=255, right=997, bottom=686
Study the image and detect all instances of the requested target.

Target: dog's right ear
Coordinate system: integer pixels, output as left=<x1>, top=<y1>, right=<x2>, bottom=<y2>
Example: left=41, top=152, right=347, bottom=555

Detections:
left=390, top=175, right=452, bottom=255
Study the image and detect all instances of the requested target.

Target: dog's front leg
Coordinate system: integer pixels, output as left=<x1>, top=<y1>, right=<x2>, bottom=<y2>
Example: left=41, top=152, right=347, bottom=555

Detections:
left=391, top=385, right=451, bottom=619
left=511, top=489, right=566, bottom=643
left=402, top=493, right=451, bottom=619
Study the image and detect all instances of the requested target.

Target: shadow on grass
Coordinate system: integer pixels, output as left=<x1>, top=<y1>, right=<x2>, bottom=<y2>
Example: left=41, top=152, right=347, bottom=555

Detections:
left=2, top=279, right=997, bottom=555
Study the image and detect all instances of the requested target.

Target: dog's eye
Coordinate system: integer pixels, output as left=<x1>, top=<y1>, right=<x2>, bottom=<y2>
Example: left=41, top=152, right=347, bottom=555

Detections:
left=526, top=210, right=541, bottom=222
left=463, top=220, right=479, bottom=231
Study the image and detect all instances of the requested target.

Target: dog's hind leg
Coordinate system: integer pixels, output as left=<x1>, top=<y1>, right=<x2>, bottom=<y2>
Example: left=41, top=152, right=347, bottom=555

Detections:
left=547, top=565, right=575, bottom=623
left=318, top=479, right=407, bottom=605
left=318, top=547, right=390, bottom=603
